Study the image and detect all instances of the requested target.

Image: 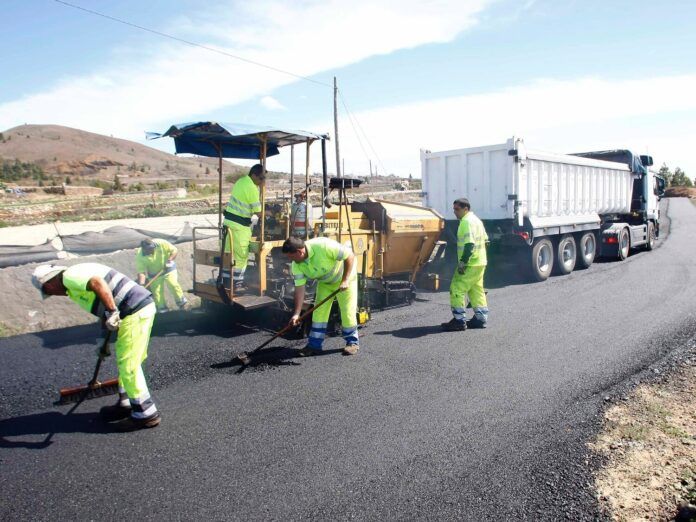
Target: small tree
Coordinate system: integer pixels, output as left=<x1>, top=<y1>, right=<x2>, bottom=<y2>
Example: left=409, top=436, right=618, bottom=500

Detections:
left=65, top=176, right=72, bottom=185
left=205, top=167, right=210, bottom=175
left=658, top=163, right=672, bottom=186
left=0, top=133, right=5, bottom=142
left=113, top=174, right=124, bottom=191
left=671, top=167, right=692, bottom=187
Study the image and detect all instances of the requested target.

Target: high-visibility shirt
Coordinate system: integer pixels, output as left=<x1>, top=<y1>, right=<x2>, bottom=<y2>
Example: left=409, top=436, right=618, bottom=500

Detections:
left=62, top=262, right=152, bottom=318
left=291, top=237, right=353, bottom=287
left=135, top=238, right=177, bottom=277
left=457, top=211, right=488, bottom=266
left=225, top=175, right=261, bottom=219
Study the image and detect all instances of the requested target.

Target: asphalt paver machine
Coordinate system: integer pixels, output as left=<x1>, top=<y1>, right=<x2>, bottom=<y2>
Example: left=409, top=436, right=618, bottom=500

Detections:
left=149, top=121, right=445, bottom=330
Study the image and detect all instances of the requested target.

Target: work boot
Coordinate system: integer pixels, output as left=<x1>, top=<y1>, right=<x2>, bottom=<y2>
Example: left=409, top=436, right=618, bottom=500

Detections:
left=441, top=318, right=466, bottom=331
left=297, top=345, right=321, bottom=357
left=177, top=297, right=189, bottom=310
left=113, top=411, right=161, bottom=432
left=157, top=306, right=169, bottom=314
left=343, top=343, right=360, bottom=355
left=466, top=317, right=487, bottom=329
left=99, top=402, right=131, bottom=422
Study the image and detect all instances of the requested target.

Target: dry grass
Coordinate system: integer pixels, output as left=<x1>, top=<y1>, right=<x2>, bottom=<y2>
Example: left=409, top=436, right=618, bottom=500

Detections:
left=590, top=363, right=696, bottom=521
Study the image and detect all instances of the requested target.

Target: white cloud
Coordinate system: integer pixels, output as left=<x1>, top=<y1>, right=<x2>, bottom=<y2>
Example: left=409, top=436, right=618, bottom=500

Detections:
left=259, top=96, right=286, bottom=111
left=318, top=74, right=696, bottom=178
left=0, top=0, right=493, bottom=138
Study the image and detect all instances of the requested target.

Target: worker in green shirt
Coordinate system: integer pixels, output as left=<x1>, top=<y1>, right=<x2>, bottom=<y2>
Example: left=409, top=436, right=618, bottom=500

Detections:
left=442, top=198, right=489, bottom=331
left=283, top=236, right=360, bottom=356
left=32, top=263, right=161, bottom=431
left=136, top=238, right=187, bottom=312
left=222, top=164, right=266, bottom=291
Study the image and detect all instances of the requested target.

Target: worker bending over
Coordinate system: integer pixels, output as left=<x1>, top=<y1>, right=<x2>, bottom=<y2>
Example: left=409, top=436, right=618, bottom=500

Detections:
left=283, top=237, right=360, bottom=356
left=223, top=164, right=266, bottom=291
left=32, top=263, right=160, bottom=431
left=442, top=198, right=490, bottom=331
left=290, top=190, right=313, bottom=238
left=136, top=238, right=187, bottom=312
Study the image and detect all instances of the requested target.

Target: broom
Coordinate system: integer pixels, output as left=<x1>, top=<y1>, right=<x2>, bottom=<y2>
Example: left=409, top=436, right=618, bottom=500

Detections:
left=56, top=272, right=164, bottom=404
left=235, top=288, right=342, bottom=366
left=57, top=331, right=118, bottom=404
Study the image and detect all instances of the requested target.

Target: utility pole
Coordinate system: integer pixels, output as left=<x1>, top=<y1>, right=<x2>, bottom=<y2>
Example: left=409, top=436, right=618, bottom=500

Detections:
left=333, top=76, right=342, bottom=178
left=369, top=159, right=372, bottom=178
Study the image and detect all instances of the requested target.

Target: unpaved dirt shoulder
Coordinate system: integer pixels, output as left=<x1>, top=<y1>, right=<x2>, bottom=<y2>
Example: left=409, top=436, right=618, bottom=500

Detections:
left=590, top=336, right=696, bottom=521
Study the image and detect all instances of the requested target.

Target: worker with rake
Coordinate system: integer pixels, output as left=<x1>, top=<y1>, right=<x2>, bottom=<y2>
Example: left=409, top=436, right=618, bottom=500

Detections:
left=442, top=198, right=489, bottom=331
left=32, top=263, right=161, bottom=431
left=222, top=163, right=266, bottom=292
left=283, top=236, right=360, bottom=356
left=136, top=238, right=187, bottom=312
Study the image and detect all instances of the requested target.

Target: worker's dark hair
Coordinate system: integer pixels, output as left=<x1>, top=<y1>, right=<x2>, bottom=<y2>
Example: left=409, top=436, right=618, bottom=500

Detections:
left=282, top=236, right=305, bottom=253
left=453, top=198, right=471, bottom=210
left=249, top=164, right=266, bottom=178
left=140, top=239, right=156, bottom=251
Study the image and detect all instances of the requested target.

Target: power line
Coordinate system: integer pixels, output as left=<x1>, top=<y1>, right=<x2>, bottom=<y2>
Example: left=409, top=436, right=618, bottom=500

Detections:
left=53, top=0, right=332, bottom=88
left=339, top=91, right=388, bottom=175
left=54, top=0, right=389, bottom=174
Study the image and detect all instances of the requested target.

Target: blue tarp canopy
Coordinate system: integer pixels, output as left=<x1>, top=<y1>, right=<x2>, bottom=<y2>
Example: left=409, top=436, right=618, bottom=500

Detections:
left=147, top=122, right=329, bottom=160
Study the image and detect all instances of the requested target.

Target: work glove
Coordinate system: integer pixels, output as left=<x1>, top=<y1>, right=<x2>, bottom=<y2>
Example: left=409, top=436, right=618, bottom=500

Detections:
left=250, top=214, right=259, bottom=228
left=165, top=260, right=176, bottom=270
left=104, top=310, right=121, bottom=332
left=457, top=261, right=467, bottom=275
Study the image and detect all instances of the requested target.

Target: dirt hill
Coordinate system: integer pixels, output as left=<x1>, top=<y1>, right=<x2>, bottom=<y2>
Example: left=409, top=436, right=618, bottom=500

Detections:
left=0, top=124, right=244, bottom=184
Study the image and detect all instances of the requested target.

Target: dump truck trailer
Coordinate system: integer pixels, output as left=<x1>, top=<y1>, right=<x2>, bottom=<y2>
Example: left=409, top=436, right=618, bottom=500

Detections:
left=421, top=137, right=665, bottom=281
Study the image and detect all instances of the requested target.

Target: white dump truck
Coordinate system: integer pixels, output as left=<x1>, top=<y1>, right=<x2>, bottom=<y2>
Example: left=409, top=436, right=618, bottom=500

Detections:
left=421, top=137, right=666, bottom=281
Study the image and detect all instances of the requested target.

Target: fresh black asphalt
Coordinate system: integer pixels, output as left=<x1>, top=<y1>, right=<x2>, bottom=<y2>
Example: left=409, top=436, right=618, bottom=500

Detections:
left=1, top=198, right=695, bottom=520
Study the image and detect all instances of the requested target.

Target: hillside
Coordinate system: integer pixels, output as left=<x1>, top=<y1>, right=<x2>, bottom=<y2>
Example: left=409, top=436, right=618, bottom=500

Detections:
left=0, top=124, right=244, bottom=185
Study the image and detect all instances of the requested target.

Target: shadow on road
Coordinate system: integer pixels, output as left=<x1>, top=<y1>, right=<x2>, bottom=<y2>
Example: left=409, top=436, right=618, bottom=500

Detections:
left=0, top=410, right=110, bottom=450
left=374, top=325, right=444, bottom=339
left=211, top=346, right=344, bottom=374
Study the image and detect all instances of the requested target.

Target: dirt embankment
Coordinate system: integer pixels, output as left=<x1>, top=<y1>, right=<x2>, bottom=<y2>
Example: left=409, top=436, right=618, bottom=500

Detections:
left=0, top=243, right=197, bottom=337
left=591, top=353, right=696, bottom=521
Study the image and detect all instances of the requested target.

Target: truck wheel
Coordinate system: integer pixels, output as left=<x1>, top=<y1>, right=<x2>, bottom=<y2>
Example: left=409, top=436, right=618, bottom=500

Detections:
left=576, top=232, right=596, bottom=269
left=530, top=239, right=553, bottom=281
left=646, top=222, right=656, bottom=251
left=617, top=227, right=630, bottom=260
left=554, top=235, right=576, bottom=275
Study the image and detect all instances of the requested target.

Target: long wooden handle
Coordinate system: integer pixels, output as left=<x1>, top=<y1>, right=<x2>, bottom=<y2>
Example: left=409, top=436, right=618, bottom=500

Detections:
left=251, top=287, right=342, bottom=354
left=144, top=269, right=165, bottom=289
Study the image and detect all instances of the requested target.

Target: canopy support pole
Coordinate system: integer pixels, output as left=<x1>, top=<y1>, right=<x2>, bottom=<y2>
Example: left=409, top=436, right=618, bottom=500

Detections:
left=321, top=138, right=328, bottom=236
left=215, top=144, right=223, bottom=236
left=305, top=139, right=312, bottom=240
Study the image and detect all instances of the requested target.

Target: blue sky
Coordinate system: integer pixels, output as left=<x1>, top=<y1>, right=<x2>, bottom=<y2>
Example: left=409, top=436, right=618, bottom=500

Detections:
left=1, top=0, right=695, bottom=177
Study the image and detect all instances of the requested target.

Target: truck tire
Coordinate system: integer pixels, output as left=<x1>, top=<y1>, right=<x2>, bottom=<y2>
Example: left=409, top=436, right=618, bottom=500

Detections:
left=617, top=227, right=630, bottom=260
left=576, top=232, right=596, bottom=269
left=530, top=238, right=554, bottom=281
left=554, top=235, right=577, bottom=275
left=646, top=222, right=656, bottom=251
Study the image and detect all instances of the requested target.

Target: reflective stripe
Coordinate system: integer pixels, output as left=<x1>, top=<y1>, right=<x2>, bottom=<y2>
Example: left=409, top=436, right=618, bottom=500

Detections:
left=113, top=280, right=137, bottom=306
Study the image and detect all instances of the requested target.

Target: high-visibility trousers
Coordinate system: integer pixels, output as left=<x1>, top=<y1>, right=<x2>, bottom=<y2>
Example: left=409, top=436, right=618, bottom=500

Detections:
left=449, top=265, right=488, bottom=323
left=307, top=276, right=358, bottom=349
left=222, top=219, right=252, bottom=282
left=115, top=302, right=158, bottom=419
left=150, top=270, right=185, bottom=308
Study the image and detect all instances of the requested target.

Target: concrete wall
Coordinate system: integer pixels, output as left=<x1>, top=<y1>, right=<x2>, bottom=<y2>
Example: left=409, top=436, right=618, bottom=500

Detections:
left=0, top=242, right=197, bottom=336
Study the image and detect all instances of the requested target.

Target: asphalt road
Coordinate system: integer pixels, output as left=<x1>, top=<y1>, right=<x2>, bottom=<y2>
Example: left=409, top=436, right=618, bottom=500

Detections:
left=1, top=198, right=695, bottom=521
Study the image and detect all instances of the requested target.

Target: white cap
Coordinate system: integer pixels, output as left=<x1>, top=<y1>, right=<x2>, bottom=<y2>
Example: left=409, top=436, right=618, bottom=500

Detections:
left=31, top=264, right=67, bottom=297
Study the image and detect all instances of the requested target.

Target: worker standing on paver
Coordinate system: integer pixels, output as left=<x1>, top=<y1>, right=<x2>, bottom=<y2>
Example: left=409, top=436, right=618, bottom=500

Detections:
left=223, top=164, right=266, bottom=291
left=136, top=238, right=187, bottom=312
left=31, top=263, right=161, bottom=431
left=283, top=236, right=360, bottom=356
left=442, top=198, right=489, bottom=331
left=290, top=190, right=313, bottom=238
